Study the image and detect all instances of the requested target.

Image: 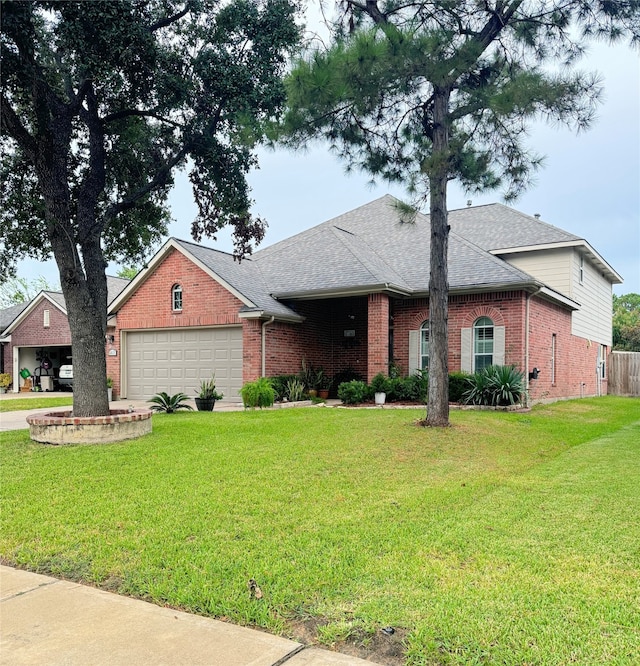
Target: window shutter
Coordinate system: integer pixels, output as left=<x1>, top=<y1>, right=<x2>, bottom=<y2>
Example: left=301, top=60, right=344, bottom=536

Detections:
left=494, top=326, right=505, bottom=366
left=461, top=327, right=472, bottom=373
left=408, top=330, right=420, bottom=375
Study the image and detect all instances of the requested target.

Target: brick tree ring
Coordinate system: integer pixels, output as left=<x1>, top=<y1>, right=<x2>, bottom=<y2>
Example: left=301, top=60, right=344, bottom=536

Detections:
left=26, top=409, right=152, bottom=445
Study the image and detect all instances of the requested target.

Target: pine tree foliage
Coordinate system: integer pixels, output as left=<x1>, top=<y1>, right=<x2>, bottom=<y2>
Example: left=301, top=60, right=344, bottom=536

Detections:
left=281, top=0, right=640, bottom=426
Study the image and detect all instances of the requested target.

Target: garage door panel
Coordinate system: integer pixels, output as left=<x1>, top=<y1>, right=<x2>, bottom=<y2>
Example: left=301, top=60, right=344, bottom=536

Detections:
left=126, top=327, right=242, bottom=400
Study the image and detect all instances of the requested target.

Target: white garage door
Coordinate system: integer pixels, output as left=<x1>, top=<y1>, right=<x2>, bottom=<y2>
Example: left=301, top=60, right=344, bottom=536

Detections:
left=126, top=327, right=242, bottom=400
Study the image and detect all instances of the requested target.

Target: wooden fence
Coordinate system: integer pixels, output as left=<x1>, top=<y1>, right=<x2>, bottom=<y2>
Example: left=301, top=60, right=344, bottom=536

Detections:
left=608, top=351, right=640, bottom=397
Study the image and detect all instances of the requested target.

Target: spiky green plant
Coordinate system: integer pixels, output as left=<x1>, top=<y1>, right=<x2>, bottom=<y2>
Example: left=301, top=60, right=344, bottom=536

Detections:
left=148, top=392, right=194, bottom=413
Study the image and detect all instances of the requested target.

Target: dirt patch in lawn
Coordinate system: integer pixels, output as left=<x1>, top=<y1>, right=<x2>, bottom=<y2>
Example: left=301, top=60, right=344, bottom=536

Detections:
left=288, top=617, right=408, bottom=665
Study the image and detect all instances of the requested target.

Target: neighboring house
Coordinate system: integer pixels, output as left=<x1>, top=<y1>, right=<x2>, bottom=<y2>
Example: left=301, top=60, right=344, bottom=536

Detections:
left=107, top=196, right=621, bottom=403
left=0, top=277, right=129, bottom=391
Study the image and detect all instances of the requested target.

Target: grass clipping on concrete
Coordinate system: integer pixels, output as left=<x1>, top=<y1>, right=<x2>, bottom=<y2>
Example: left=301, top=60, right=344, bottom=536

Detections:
left=1, top=397, right=639, bottom=665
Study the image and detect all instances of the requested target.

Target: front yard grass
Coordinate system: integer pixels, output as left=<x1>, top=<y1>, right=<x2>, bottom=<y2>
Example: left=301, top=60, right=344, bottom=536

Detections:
left=0, top=396, right=73, bottom=412
left=1, top=397, right=639, bottom=665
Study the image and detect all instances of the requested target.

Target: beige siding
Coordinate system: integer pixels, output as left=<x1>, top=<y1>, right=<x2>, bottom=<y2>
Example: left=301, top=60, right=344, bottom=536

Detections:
left=570, top=251, right=613, bottom=345
left=503, top=247, right=612, bottom=346
left=502, top=248, right=573, bottom=294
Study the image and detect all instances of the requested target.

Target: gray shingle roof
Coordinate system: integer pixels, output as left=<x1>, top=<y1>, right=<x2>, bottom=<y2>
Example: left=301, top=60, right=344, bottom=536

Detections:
left=253, top=195, right=538, bottom=296
left=448, top=203, right=581, bottom=250
left=173, top=239, right=301, bottom=319
left=0, top=301, right=30, bottom=333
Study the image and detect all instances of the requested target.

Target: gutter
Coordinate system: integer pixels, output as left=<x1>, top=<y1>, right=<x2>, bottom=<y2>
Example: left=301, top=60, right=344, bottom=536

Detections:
left=261, top=316, right=275, bottom=377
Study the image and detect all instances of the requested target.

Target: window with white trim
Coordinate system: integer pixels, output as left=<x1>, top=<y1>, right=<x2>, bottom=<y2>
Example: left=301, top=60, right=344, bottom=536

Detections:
left=172, top=284, right=183, bottom=311
left=474, top=316, right=494, bottom=370
left=551, top=333, right=556, bottom=385
left=420, top=321, right=429, bottom=370
left=599, top=344, right=606, bottom=380
left=43, top=309, right=50, bottom=328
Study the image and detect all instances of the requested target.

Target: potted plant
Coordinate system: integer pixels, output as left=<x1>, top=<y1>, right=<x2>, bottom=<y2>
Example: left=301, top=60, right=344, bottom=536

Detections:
left=370, top=372, right=390, bottom=405
left=195, top=376, right=223, bottom=411
left=0, top=373, right=11, bottom=394
left=318, top=372, right=331, bottom=400
left=107, top=377, right=113, bottom=402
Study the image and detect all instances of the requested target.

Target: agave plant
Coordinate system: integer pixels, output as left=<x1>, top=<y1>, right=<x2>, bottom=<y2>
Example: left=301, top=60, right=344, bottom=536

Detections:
left=148, top=392, right=194, bottom=413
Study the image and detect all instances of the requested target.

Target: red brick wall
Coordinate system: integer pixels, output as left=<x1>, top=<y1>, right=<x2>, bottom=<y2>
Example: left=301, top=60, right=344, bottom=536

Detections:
left=112, top=248, right=247, bottom=395
left=12, top=301, right=72, bottom=347
left=527, top=297, right=604, bottom=400
left=260, top=297, right=369, bottom=382
left=392, top=291, right=527, bottom=375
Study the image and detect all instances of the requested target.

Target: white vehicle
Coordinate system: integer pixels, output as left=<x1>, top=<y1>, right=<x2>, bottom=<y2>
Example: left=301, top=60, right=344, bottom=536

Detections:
left=58, top=365, right=73, bottom=389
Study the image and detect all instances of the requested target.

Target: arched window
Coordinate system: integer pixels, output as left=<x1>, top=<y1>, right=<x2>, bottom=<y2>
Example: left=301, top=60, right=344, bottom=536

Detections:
left=473, top=316, right=494, bottom=370
left=420, top=320, right=429, bottom=370
left=172, top=284, right=183, bottom=311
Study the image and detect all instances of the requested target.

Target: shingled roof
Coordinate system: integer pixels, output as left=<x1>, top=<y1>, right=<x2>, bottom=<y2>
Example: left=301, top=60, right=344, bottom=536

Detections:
left=252, top=195, right=540, bottom=297
left=111, top=195, right=615, bottom=319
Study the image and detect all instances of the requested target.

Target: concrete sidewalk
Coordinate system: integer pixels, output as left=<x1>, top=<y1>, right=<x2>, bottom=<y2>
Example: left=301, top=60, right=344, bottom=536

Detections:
left=1, top=566, right=377, bottom=665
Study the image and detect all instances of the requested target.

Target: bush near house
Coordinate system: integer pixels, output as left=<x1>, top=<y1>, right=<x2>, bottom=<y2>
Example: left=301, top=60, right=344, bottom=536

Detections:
left=463, top=365, right=526, bottom=407
left=240, top=377, right=276, bottom=408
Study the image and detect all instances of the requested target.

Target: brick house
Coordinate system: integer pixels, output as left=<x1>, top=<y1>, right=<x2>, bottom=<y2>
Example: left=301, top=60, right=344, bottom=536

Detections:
left=0, top=277, right=129, bottom=391
left=107, top=196, right=620, bottom=403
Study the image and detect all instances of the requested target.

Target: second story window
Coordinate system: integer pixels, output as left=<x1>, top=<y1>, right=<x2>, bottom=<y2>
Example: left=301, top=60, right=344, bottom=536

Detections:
left=172, top=284, right=183, bottom=311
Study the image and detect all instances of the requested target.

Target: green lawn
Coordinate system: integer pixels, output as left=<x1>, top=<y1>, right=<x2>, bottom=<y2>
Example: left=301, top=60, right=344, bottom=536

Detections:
left=1, top=398, right=639, bottom=665
left=0, top=396, right=73, bottom=412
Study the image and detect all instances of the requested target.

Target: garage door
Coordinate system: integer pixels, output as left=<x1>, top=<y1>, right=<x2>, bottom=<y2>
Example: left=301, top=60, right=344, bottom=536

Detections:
left=126, top=327, right=242, bottom=400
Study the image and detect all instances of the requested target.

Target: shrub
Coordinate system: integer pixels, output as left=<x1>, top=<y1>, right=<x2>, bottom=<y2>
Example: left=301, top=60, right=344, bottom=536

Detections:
left=387, top=371, right=428, bottom=403
left=148, top=392, right=194, bottom=413
left=269, top=375, right=298, bottom=401
left=337, top=380, right=369, bottom=405
left=240, top=377, right=275, bottom=408
left=448, top=372, right=471, bottom=403
left=463, top=365, right=525, bottom=406
left=370, top=372, right=390, bottom=394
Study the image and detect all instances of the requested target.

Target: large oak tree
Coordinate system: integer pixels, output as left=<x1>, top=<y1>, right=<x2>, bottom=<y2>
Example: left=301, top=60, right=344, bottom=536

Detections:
left=1, top=0, right=300, bottom=416
left=283, top=0, right=639, bottom=425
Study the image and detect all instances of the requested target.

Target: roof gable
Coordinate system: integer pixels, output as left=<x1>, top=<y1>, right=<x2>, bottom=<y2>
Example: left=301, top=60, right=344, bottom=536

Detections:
left=1, top=291, right=67, bottom=335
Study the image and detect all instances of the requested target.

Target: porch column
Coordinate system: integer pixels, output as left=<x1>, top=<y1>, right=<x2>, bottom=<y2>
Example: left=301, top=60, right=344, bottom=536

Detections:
left=242, top=319, right=262, bottom=383
left=367, top=293, right=389, bottom=381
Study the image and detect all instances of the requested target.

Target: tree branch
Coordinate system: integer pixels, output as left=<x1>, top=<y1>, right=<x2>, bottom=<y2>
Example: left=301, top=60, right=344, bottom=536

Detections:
left=1, top=96, right=37, bottom=159
left=102, top=108, right=184, bottom=128
left=104, top=146, right=189, bottom=222
left=148, top=3, right=191, bottom=32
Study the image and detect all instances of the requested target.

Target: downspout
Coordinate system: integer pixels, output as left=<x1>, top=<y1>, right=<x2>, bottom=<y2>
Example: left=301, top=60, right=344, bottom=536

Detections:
left=261, top=316, right=275, bottom=378
left=525, top=287, right=542, bottom=407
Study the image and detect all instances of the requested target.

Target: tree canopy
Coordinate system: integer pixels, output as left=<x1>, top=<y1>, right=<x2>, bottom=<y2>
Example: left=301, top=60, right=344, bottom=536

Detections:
left=1, top=0, right=301, bottom=416
left=613, top=293, right=640, bottom=351
left=0, top=276, right=59, bottom=308
left=282, top=0, right=640, bottom=425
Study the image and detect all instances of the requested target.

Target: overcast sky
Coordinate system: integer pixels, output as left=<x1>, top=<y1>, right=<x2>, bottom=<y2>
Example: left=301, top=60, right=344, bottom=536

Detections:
left=16, top=32, right=640, bottom=295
